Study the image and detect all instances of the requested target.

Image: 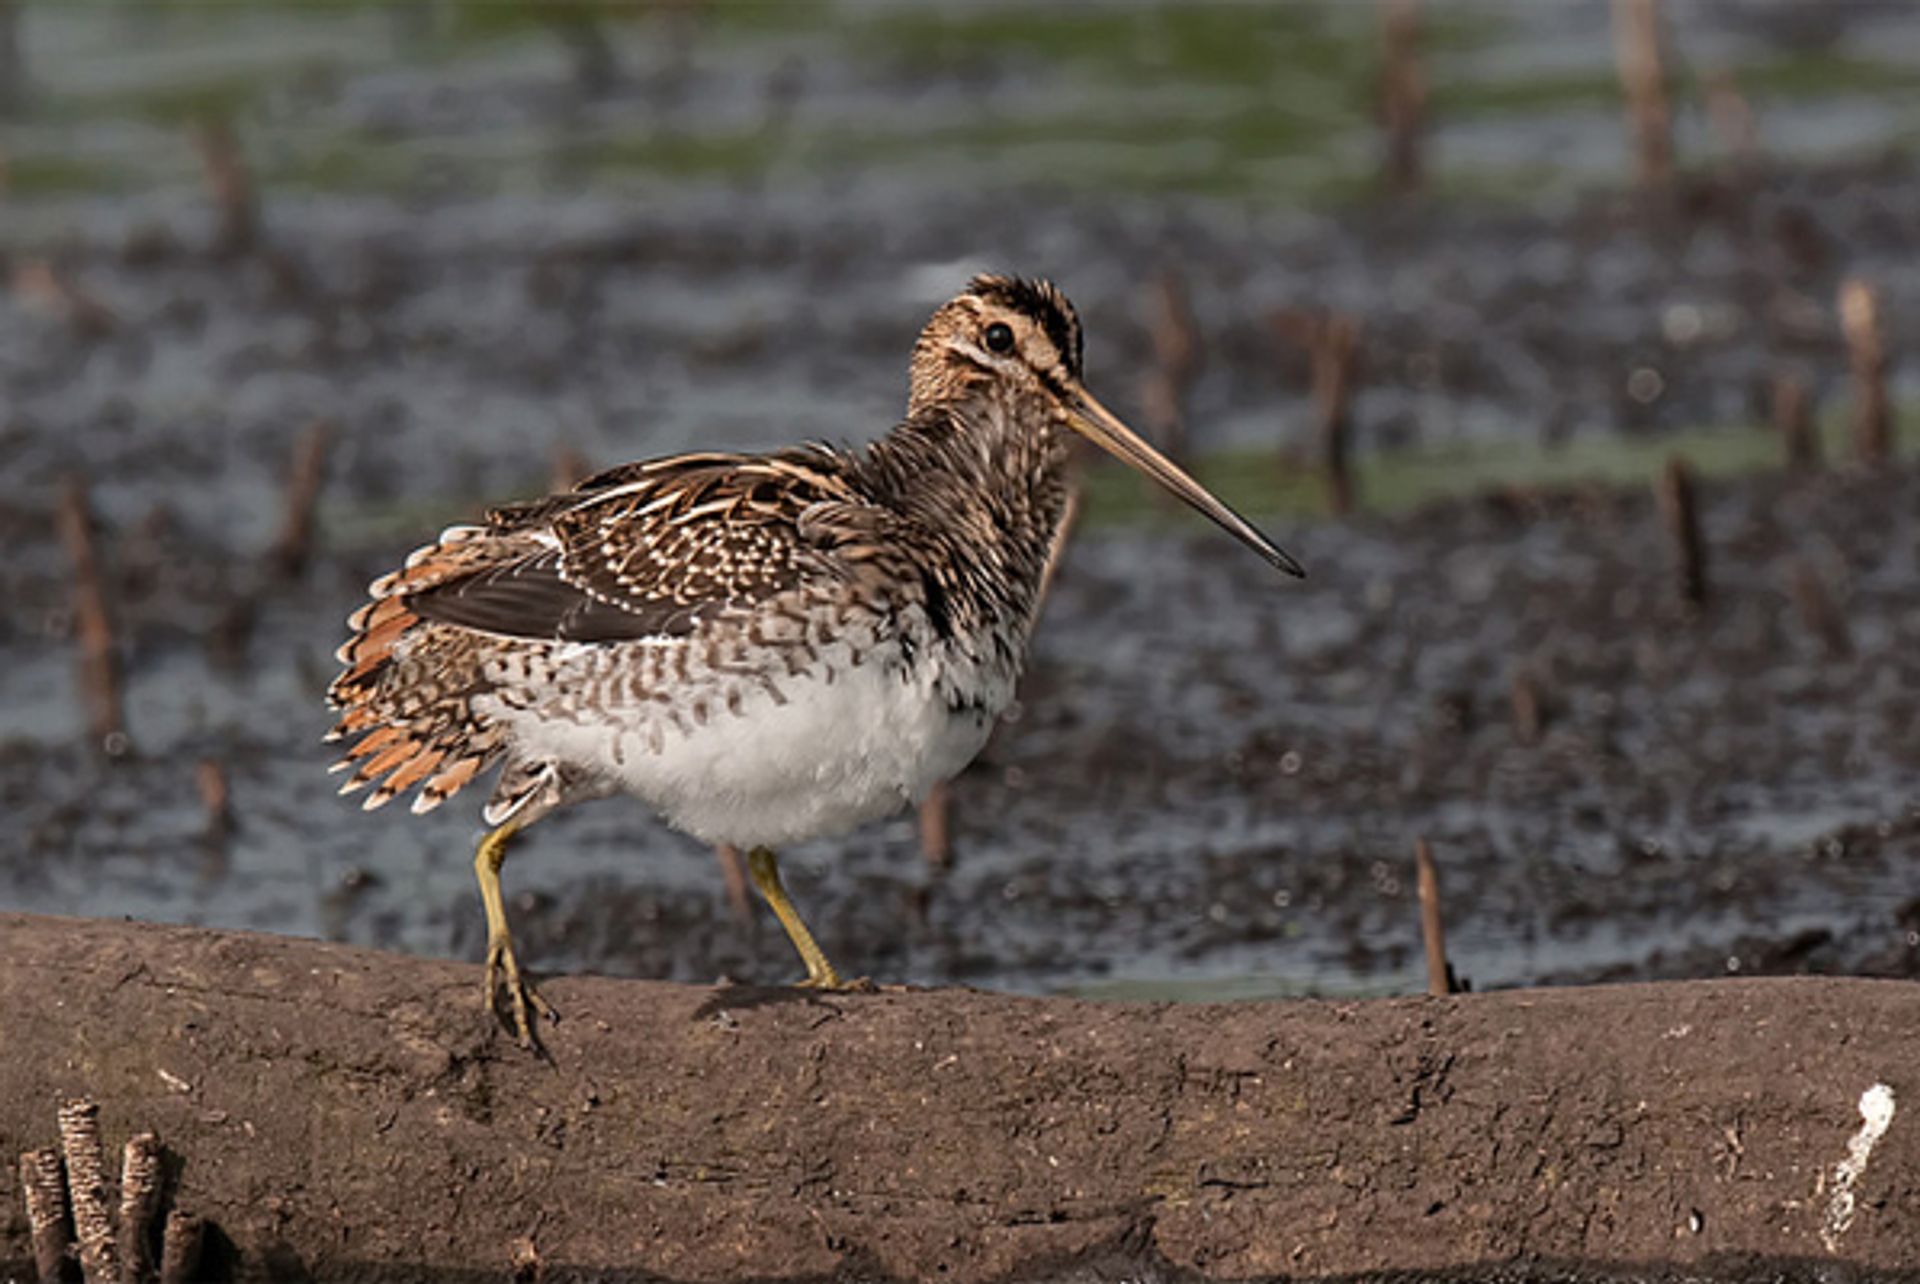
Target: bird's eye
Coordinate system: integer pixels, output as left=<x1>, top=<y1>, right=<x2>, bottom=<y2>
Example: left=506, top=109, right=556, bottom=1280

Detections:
left=983, top=322, right=1015, bottom=354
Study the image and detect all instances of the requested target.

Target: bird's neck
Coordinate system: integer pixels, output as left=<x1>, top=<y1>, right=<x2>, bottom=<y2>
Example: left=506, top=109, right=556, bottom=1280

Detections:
left=871, top=380, right=1073, bottom=532
left=859, top=383, right=1075, bottom=642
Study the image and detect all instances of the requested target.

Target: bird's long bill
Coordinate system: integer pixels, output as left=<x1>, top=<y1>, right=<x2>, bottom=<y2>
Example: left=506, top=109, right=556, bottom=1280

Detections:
left=1065, top=384, right=1306, bottom=578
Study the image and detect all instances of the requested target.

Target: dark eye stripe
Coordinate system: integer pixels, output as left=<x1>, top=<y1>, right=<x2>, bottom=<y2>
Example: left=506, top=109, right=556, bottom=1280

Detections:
left=1036, top=363, right=1074, bottom=403
left=964, top=275, right=1083, bottom=376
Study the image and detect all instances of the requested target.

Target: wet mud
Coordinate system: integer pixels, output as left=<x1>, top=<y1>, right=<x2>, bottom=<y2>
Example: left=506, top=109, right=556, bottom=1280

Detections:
left=5, top=1, right=1920, bottom=1015
left=8, top=917, right=1920, bottom=1283
left=3, top=152, right=1916, bottom=1007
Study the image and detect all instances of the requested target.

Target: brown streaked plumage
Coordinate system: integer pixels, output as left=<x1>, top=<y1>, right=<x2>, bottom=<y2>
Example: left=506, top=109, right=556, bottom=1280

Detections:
left=327, top=274, right=1302, bottom=1047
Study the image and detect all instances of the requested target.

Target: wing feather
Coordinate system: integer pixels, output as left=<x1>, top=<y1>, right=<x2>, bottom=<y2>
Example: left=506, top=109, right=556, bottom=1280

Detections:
left=407, top=447, right=881, bottom=644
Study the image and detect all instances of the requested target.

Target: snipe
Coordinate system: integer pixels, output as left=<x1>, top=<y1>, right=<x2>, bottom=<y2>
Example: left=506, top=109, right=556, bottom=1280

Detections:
left=327, top=275, right=1303, bottom=1046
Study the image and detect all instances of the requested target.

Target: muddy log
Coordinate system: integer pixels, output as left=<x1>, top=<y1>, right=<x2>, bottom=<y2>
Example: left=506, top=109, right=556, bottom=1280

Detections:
left=0, top=913, right=1914, bottom=1283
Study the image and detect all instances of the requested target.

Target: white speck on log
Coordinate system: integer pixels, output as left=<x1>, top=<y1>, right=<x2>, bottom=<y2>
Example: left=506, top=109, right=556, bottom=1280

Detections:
left=1820, top=1083, right=1895, bottom=1253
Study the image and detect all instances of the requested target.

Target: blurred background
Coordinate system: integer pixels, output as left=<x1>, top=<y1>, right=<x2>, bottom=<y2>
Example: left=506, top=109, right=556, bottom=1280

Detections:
left=2, top=0, right=1917, bottom=1000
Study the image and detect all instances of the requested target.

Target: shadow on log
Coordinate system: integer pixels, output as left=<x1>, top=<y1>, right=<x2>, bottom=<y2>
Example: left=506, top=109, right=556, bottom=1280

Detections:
left=0, top=913, right=1915, bottom=1283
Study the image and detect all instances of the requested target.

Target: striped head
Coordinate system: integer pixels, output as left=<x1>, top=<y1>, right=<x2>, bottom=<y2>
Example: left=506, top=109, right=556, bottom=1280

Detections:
left=908, top=274, right=1084, bottom=417
left=907, top=274, right=1305, bottom=580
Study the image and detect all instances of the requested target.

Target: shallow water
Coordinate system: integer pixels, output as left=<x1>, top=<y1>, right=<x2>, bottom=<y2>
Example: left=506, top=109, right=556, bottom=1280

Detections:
left=2, top=1, right=1918, bottom=1003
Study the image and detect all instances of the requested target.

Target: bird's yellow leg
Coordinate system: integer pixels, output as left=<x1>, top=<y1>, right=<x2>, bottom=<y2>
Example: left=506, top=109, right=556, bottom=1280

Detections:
left=746, top=846, right=845, bottom=989
left=475, top=821, right=556, bottom=1046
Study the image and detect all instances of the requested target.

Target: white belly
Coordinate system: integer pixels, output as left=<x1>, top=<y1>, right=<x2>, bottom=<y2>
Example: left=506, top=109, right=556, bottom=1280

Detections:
left=478, top=636, right=1009, bottom=849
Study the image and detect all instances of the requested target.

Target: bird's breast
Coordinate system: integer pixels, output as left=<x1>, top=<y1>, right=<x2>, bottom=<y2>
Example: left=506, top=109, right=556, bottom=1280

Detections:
left=470, top=599, right=1024, bottom=848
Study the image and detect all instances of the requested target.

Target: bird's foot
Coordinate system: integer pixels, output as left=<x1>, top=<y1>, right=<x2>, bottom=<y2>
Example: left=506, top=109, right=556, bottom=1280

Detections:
left=484, top=934, right=558, bottom=1049
left=795, top=965, right=874, bottom=993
